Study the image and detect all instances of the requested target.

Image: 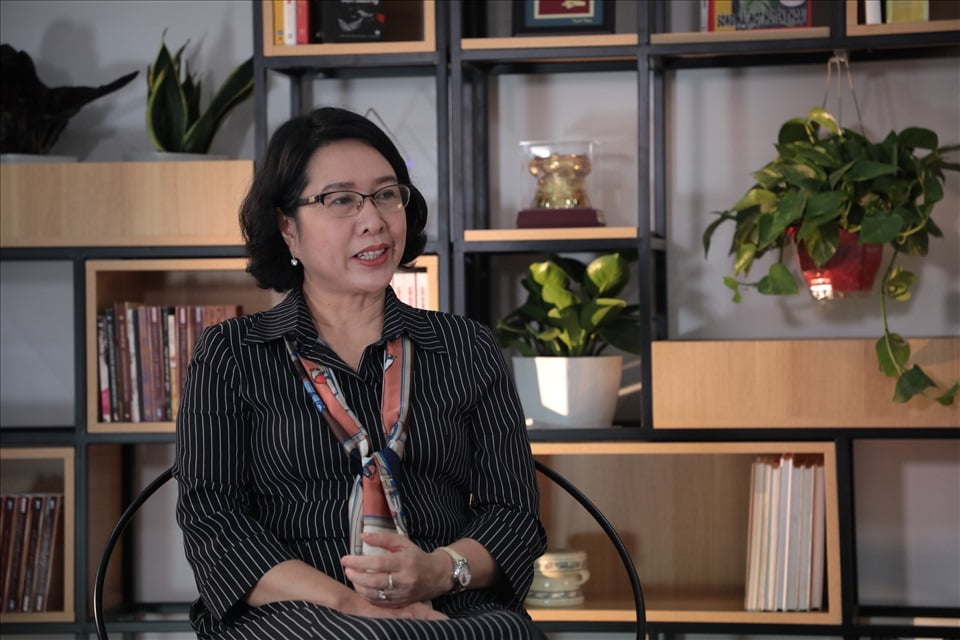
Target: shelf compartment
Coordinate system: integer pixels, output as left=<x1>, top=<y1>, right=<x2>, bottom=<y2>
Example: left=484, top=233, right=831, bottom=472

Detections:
left=462, top=33, right=638, bottom=52
left=846, top=0, right=960, bottom=36
left=85, top=259, right=283, bottom=434
left=651, top=338, right=960, bottom=429
left=0, top=161, right=253, bottom=248
left=261, top=0, right=435, bottom=57
left=530, top=441, right=841, bottom=625
left=0, top=447, right=75, bottom=623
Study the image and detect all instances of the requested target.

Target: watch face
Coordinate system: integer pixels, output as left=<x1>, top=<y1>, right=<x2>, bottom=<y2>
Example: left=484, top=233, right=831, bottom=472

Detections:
left=456, top=560, right=471, bottom=586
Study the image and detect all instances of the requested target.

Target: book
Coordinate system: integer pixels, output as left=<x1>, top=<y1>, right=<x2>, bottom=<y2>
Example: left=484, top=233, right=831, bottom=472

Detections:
left=885, top=0, right=928, bottom=23
left=810, top=462, right=827, bottom=609
left=296, top=0, right=310, bottom=44
left=136, top=306, right=155, bottom=422
left=744, top=458, right=766, bottom=610
left=283, top=0, right=297, bottom=45
left=763, top=456, right=781, bottom=611
left=149, top=305, right=166, bottom=421
left=782, top=456, right=804, bottom=610
left=97, top=314, right=111, bottom=422
left=125, top=304, right=142, bottom=422
left=707, top=0, right=813, bottom=31
left=165, top=306, right=177, bottom=421
left=31, top=495, right=62, bottom=612
left=773, top=454, right=793, bottom=610
left=4, top=495, right=29, bottom=612
left=273, top=0, right=286, bottom=45
left=17, top=495, right=44, bottom=612
left=865, top=0, right=883, bottom=24
left=113, top=302, right=132, bottom=421
left=0, top=495, right=15, bottom=608
left=796, top=458, right=816, bottom=610
left=104, top=308, right=120, bottom=422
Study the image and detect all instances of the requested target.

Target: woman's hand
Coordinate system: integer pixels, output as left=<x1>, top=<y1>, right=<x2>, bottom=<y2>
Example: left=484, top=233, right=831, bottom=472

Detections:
left=340, top=531, right=451, bottom=607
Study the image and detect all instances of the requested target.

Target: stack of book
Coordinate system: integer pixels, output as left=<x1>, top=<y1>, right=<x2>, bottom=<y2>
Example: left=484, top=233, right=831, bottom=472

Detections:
left=273, top=0, right=386, bottom=45
left=744, top=454, right=826, bottom=611
left=96, top=304, right=242, bottom=424
left=0, top=493, right=63, bottom=613
left=389, top=270, right=431, bottom=310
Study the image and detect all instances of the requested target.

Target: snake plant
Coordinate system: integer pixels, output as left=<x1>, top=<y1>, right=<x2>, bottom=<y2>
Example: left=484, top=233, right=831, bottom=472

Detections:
left=146, top=37, right=253, bottom=154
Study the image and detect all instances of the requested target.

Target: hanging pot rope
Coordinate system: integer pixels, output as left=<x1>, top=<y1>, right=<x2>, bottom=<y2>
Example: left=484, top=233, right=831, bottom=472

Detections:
left=821, top=49, right=866, bottom=135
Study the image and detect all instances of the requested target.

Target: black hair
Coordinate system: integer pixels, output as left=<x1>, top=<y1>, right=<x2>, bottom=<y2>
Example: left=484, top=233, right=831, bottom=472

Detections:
left=240, top=106, right=428, bottom=292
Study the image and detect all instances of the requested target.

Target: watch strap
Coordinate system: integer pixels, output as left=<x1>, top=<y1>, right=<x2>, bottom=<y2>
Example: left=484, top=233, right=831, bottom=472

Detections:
left=438, top=545, right=469, bottom=593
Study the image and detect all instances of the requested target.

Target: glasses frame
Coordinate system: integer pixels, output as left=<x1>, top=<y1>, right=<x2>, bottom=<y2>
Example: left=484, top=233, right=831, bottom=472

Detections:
left=295, top=183, right=412, bottom=217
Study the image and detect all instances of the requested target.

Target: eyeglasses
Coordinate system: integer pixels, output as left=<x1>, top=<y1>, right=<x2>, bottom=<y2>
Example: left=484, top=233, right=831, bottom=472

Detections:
left=296, top=184, right=411, bottom=218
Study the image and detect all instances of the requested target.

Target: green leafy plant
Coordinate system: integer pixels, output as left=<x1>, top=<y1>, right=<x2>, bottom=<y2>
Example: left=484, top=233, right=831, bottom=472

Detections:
left=0, top=44, right=137, bottom=155
left=146, top=36, right=253, bottom=154
left=494, top=252, right=643, bottom=357
left=703, top=106, right=960, bottom=405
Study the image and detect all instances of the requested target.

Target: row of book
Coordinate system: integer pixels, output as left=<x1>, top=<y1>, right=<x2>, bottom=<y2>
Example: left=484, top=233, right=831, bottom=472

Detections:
left=703, top=0, right=933, bottom=31
left=0, top=494, right=63, bottom=613
left=744, top=454, right=826, bottom=612
left=389, top=270, right=431, bottom=310
left=96, top=304, right=242, bottom=423
left=273, top=0, right=385, bottom=46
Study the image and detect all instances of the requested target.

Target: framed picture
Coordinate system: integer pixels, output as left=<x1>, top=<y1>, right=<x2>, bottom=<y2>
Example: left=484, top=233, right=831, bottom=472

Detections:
left=512, top=0, right=616, bottom=36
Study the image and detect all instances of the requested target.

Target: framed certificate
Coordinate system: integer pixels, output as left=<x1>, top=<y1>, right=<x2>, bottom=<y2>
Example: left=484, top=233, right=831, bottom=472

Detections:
left=512, top=0, right=616, bottom=35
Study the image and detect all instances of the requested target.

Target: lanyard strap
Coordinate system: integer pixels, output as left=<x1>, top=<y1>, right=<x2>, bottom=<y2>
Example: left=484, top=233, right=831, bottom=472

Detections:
left=284, top=335, right=414, bottom=555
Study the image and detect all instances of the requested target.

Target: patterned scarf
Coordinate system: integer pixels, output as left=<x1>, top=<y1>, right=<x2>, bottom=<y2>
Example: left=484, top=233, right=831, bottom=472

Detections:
left=284, top=335, right=414, bottom=555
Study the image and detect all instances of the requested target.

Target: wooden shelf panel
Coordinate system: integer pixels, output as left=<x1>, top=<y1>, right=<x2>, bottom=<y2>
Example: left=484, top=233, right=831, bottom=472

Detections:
left=532, top=441, right=841, bottom=625
left=0, top=447, right=75, bottom=622
left=462, top=33, right=638, bottom=51
left=651, top=26, right=830, bottom=45
left=463, top=227, right=638, bottom=243
left=261, top=0, right=436, bottom=57
left=0, top=161, right=253, bottom=248
left=652, top=338, right=960, bottom=429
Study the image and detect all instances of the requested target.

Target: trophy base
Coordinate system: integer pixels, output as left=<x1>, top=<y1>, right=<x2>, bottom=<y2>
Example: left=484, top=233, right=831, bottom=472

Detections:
left=517, top=208, right=605, bottom=229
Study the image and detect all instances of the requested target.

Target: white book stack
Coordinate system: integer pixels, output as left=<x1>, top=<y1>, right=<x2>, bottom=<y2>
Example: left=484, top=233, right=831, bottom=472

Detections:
left=744, top=453, right=826, bottom=611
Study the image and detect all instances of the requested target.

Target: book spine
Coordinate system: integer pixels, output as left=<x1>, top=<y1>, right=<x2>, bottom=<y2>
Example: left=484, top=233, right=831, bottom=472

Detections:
left=137, top=306, right=154, bottom=422
left=126, top=305, right=141, bottom=422
left=0, top=495, right=16, bottom=609
left=296, top=0, right=310, bottom=44
left=4, top=496, right=29, bottom=612
left=32, top=495, right=62, bottom=612
left=114, top=302, right=131, bottom=422
left=165, top=307, right=177, bottom=421
left=97, top=315, right=111, bottom=422
left=18, top=495, right=44, bottom=612
left=273, top=0, right=285, bottom=45
left=105, top=309, right=120, bottom=422
left=284, top=0, right=297, bottom=45
left=149, top=305, right=166, bottom=421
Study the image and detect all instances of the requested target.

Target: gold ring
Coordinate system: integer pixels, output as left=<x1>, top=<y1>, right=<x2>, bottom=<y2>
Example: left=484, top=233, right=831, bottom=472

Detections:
left=387, top=573, right=394, bottom=590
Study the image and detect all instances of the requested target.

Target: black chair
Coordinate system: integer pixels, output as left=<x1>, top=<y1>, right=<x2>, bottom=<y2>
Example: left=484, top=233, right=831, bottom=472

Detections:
left=94, top=461, right=645, bottom=640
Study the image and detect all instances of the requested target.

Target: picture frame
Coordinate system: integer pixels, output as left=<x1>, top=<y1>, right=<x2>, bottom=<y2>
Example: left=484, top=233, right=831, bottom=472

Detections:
left=511, top=0, right=616, bottom=36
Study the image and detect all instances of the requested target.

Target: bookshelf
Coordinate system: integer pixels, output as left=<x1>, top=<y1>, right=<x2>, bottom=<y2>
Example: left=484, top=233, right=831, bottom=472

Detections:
left=0, top=447, right=75, bottom=623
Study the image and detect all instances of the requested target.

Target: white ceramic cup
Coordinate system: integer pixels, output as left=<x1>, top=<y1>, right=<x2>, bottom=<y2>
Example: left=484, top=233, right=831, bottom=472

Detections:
left=533, top=549, right=588, bottom=577
left=531, top=569, right=591, bottom=592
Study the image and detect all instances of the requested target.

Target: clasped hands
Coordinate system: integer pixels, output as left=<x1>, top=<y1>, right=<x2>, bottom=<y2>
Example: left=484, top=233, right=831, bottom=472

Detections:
left=340, top=530, right=449, bottom=620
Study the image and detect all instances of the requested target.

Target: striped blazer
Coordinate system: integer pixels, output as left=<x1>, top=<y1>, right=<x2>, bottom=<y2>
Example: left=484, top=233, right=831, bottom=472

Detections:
left=175, top=287, right=546, bottom=633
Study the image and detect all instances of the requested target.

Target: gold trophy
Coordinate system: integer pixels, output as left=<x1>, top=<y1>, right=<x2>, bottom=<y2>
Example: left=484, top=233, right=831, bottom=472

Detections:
left=518, top=140, right=604, bottom=228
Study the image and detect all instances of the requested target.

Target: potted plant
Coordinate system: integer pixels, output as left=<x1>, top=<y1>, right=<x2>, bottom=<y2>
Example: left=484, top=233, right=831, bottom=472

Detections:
left=144, top=36, right=253, bottom=156
left=0, top=44, right=137, bottom=159
left=494, top=251, right=643, bottom=428
left=702, top=107, right=959, bottom=406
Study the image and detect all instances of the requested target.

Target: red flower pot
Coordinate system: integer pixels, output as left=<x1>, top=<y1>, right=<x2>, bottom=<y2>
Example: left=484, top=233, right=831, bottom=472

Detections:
left=794, top=229, right=883, bottom=301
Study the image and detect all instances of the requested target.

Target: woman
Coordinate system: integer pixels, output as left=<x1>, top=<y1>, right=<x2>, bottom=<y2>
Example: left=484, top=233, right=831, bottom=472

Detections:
left=174, top=106, right=547, bottom=639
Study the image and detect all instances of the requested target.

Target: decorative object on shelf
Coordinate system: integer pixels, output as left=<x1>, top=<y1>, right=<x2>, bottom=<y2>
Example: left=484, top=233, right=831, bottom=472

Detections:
left=702, top=104, right=960, bottom=406
left=512, top=0, right=616, bottom=36
left=318, top=0, right=386, bottom=42
left=885, top=0, right=929, bottom=23
left=145, top=35, right=253, bottom=154
left=705, top=0, right=813, bottom=31
left=526, top=549, right=591, bottom=608
left=517, top=139, right=604, bottom=228
left=495, top=252, right=642, bottom=427
left=0, top=44, right=137, bottom=157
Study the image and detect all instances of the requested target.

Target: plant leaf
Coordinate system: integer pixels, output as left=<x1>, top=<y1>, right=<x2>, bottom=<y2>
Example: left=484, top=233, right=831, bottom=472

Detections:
left=876, top=332, right=910, bottom=377
left=935, top=383, right=959, bottom=406
left=893, top=365, right=936, bottom=403
left=859, top=212, right=903, bottom=244
left=181, top=57, right=254, bottom=153
left=847, top=159, right=896, bottom=182
left=806, top=107, right=842, bottom=137
left=723, top=276, right=742, bottom=303
left=899, top=127, right=938, bottom=150
left=585, top=253, right=629, bottom=298
left=734, top=242, right=757, bottom=276
left=885, top=266, right=916, bottom=301
left=756, top=263, right=799, bottom=296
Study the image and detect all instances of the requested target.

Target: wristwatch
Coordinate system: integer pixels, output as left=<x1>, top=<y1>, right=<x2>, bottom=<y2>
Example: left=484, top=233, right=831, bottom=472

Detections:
left=438, top=546, right=471, bottom=594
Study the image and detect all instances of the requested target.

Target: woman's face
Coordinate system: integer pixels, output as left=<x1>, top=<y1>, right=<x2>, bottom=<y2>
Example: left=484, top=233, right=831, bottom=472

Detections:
left=281, top=139, right=407, bottom=298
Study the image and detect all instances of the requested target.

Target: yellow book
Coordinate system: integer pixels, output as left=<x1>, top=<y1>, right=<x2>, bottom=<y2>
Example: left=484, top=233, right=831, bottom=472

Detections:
left=273, top=0, right=285, bottom=45
left=885, top=0, right=929, bottom=23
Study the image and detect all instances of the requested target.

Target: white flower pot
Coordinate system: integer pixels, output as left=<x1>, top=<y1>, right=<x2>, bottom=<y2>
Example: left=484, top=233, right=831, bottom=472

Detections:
left=512, top=355, right=623, bottom=428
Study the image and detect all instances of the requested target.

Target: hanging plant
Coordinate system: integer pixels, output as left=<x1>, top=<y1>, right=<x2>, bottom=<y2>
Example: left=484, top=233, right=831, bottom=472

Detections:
left=702, top=107, right=960, bottom=406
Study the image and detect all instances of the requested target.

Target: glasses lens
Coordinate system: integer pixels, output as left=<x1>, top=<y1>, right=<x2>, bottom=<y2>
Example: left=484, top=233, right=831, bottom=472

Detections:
left=373, top=184, right=411, bottom=210
left=322, top=191, right=363, bottom=217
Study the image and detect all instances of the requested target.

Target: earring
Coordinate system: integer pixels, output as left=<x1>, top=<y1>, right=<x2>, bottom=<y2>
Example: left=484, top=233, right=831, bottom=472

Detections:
left=290, top=257, right=299, bottom=266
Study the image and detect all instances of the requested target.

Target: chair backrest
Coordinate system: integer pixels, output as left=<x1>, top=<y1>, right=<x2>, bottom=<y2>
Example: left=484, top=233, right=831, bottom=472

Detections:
left=94, top=462, right=645, bottom=640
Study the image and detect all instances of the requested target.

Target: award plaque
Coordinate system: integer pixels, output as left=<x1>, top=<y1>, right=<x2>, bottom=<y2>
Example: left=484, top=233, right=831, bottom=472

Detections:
left=517, top=140, right=604, bottom=228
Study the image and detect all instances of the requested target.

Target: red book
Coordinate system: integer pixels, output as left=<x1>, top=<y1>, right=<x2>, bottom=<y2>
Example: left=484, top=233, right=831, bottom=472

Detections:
left=4, top=495, right=29, bottom=612
left=31, top=495, right=62, bottom=612
left=18, top=495, right=44, bottom=612
left=0, top=495, right=16, bottom=608
left=296, top=0, right=310, bottom=44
